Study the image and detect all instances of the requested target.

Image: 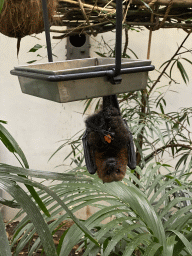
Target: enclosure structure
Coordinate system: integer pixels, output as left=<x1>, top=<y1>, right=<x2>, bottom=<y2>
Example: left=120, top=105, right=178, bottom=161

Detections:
left=10, top=0, right=155, bottom=103
left=52, top=0, right=192, bottom=38
left=1, top=1, right=191, bottom=39
left=5, top=0, right=192, bottom=103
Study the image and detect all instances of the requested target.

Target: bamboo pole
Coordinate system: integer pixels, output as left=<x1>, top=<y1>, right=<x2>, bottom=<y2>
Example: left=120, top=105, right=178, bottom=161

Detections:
left=59, top=0, right=114, bottom=12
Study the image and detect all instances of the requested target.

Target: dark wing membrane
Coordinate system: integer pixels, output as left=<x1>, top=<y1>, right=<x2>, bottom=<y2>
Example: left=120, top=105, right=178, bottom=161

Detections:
left=123, top=120, right=136, bottom=170
left=82, top=130, right=97, bottom=174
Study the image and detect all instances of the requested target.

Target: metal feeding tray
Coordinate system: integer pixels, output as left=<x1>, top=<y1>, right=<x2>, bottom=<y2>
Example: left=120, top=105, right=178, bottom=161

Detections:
left=11, top=58, right=154, bottom=103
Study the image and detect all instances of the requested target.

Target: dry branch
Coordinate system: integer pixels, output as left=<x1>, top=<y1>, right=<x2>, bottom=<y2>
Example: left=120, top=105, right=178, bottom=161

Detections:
left=52, top=0, right=192, bottom=37
left=59, top=0, right=114, bottom=12
left=1, top=0, right=192, bottom=39
left=144, top=143, right=192, bottom=163
left=132, top=0, right=192, bottom=7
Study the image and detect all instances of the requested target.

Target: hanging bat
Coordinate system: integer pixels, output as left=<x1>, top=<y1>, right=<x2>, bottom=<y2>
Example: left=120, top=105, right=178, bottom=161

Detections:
left=82, top=95, right=136, bottom=183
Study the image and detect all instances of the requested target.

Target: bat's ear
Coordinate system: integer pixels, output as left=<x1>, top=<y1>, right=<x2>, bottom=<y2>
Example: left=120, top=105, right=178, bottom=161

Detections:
left=82, top=131, right=97, bottom=174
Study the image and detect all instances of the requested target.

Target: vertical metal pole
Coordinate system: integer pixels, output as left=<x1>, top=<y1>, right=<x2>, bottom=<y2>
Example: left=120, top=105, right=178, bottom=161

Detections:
left=115, top=0, right=123, bottom=76
left=41, top=0, right=53, bottom=62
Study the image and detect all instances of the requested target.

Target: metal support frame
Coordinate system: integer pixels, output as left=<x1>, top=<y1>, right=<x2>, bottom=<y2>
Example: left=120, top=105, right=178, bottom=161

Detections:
left=41, top=0, right=125, bottom=83
left=11, top=1, right=155, bottom=88
left=113, top=0, right=123, bottom=84
left=41, top=0, right=53, bottom=62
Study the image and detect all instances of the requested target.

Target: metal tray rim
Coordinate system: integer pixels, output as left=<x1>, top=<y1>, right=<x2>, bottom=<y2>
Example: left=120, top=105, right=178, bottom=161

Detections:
left=11, top=65, right=155, bottom=82
left=14, top=58, right=152, bottom=76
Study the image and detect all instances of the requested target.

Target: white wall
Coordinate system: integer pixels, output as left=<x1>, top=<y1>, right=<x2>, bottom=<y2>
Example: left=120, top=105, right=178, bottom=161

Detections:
left=0, top=27, right=192, bottom=220
left=0, top=31, right=93, bottom=220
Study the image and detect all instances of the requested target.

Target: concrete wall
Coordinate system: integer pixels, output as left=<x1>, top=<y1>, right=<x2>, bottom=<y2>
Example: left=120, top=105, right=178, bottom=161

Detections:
left=0, top=31, right=91, bottom=220
left=0, top=27, right=192, bottom=220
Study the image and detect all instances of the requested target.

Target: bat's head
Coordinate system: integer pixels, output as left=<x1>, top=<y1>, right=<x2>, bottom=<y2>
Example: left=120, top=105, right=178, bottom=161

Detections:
left=95, top=148, right=128, bottom=183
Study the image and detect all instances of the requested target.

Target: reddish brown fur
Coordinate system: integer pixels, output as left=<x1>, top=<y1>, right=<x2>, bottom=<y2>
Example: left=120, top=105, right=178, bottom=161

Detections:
left=85, top=103, right=131, bottom=183
left=95, top=148, right=128, bottom=183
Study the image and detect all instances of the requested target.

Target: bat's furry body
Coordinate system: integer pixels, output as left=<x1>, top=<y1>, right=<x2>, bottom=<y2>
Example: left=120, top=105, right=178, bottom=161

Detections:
left=83, top=95, right=136, bottom=183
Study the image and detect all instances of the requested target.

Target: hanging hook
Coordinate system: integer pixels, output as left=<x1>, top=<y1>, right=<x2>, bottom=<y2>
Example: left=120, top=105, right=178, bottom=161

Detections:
left=108, top=0, right=123, bottom=84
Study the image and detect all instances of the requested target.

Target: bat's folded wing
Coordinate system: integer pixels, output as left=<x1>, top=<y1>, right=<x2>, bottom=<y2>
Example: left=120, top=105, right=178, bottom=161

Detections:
left=123, top=120, right=137, bottom=170
left=82, top=130, right=97, bottom=174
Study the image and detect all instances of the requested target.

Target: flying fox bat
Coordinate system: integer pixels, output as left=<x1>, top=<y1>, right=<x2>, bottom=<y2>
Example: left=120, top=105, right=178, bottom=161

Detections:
left=82, top=95, right=136, bottom=183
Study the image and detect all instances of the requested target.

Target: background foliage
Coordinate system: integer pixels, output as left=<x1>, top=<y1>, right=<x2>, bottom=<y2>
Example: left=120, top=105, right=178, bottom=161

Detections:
left=0, top=21, right=192, bottom=256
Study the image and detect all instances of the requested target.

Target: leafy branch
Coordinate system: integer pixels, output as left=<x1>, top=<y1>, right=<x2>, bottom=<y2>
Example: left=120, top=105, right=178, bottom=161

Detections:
left=144, top=143, right=192, bottom=164
left=148, top=32, right=191, bottom=96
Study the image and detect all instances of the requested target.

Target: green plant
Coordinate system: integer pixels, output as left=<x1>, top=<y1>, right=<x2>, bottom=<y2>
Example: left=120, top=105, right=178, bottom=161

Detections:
left=0, top=122, right=97, bottom=256
left=1, top=24, right=192, bottom=255
left=0, top=121, right=97, bottom=255
left=0, top=120, right=50, bottom=216
left=51, top=164, right=192, bottom=256
left=0, top=121, right=55, bottom=255
left=9, top=31, right=192, bottom=255
left=0, top=163, right=97, bottom=256
left=8, top=163, right=192, bottom=255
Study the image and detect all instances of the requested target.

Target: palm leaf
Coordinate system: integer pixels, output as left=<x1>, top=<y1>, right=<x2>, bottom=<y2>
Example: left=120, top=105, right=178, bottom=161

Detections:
left=143, top=242, right=162, bottom=256
left=11, top=175, right=99, bottom=247
left=171, top=230, right=192, bottom=255
left=122, top=233, right=152, bottom=256
left=104, top=226, right=149, bottom=256
left=0, top=123, right=29, bottom=168
left=102, top=183, right=168, bottom=253
left=0, top=124, right=51, bottom=217
left=0, top=179, right=57, bottom=256
left=0, top=211, right=12, bottom=256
